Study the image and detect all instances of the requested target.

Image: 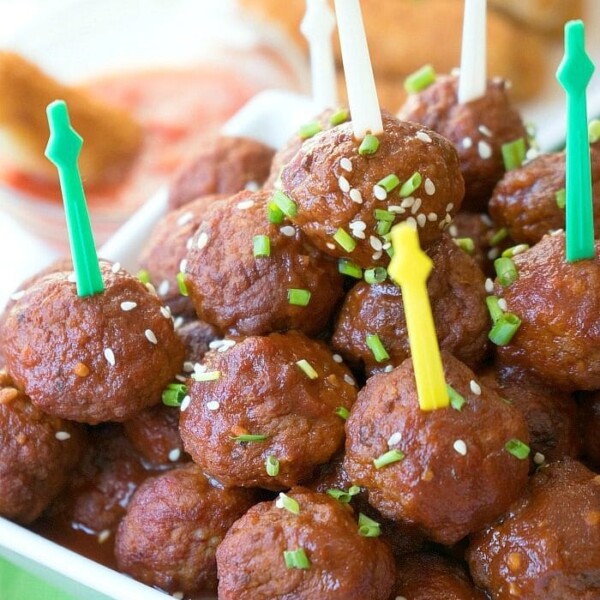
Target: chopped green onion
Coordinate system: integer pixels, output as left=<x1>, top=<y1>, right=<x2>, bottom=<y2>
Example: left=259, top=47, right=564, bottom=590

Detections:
left=288, top=288, right=311, bottom=306
left=489, top=313, right=521, bottom=346
left=447, top=385, right=466, bottom=411
left=486, top=295, right=504, bottom=323
left=501, top=244, right=529, bottom=258
left=376, top=174, right=400, bottom=193
left=284, top=549, right=310, bottom=570
left=276, top=492, right=300, bottom=514
left=265, top=456, right=280, bottom=477
left=376, top=219, right=392, bottom=236
left=399, top=172, right=422, bottom=197
left=267, top=201, right=285, bottom=224
left=338, top=259, right=363, bottom=279
left=137, top=269, right=150, bottom=284
left=358, top=513, right=381, bottom=537
left=272, top=190, right=298, bottom=218
left=330, top=108, right=349, bottom=126
left=501, top=138, right=527, bottom=171
left=489, top=227, right=508, bottom=246
left=505, top=438, right=531, bottom=460
left=333, top=228, right=357, bottom=252
left=231, top=433, right=269, bottom=443
left=373, top=449, right=405, bottom=469
left=296, top=359, right=318, bottom=380
left=385, top=245, right=394, bottom=258
left=454, top=238, right=475, bottom=254
left=589, top=119, right=600, bottom=144
left=555, top=188, right=566, bottom=210
left=358, top=134, right=380, bottom=156
left=191, top=370, right=221, bottom=382
left=494, top=257, right=518, bottom=286
left=162, top=383, right=188, bottom=407
left=176, top=272, right=188, bottom=296
left=404, top=64, right=436, bottom=94
left=326, top=486, right=360, bottom=503
left=374, top=209, right=395, bottom=222
left=298, top=121, right=322, bottom=140
left=253, top=235, right=271, bottom=258
left=335, top=406, right=350, bottom=420
left=366, top=334, right=390, bottom=363
left=364, top=267, right=387, bottom=284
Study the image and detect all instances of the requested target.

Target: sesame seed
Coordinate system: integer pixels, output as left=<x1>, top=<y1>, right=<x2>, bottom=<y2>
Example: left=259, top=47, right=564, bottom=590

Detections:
left=511, top=244, right=529, bottom=256
left=183, top=361, right=195, bottom=373
left=333, top=353, right=343, bottom=363
left=424, top=178, right=436, bottom=195
left=175, top=374, right=187, bottom=382
left=236, top=199, right=255, bottom=210
left=326, top=242, right=336, bottom=250
left=448, top=224, right=458, bottom=237
left=197, top=231, right=209, bottom=249
left=97, top=530, right=111, bottom=544
left=173, top=316, right=184, bottom=330
left=416, top=131, right=432, bottom=144
left=176, top=211, right=193, bottom=226
left=180, top=395, right=191, bottom=412
left=411, top=198, right=422, bottom=214
left=145, top=329, right=158, bottom=345
left=10, top=290, right=25, bottom=301
left=526, top=148, right=540, bottom=161
left=453, top=440, right=467, bottom=456
left=207, top=400, right=220, bottom=411
left=340, top=157, right=353, bottom=172
left=384, top=364, right=394, bottom=373
left=67, top=273, right=77, bottom=283
left=372, top=251, right=383, bottom=260
left=498, top=298, right=508, bottom=311
left=111, top=262, right=121, bottom=273
left=478, top=125, right=493, bottom=137
left=280, top=225, right=296, bottom=237
left=382, top=242, right=391, bottom=250
left=485, top=278, right=494, bottom=293
left=401, top=196, right=415, bottom=209
left=462, top=137, right=473, bottom=149
left=168, top=448, right=181, bottom=462
left=369, top=236, right=383, bottom=251
left=478, top=140, right=493, bottom=160
left=388, top=205, right=405, bottom=214
left=373, top=185, right=387, bottom=201
left=349, top=220, right=367, bottom=231
left=160, top=306, right=171, bottom=319
left=487, top=247, right=500, bottom=260
left=480, top=214, right=493, bottom=227
left=470, top=380, right=482, bottom=395
left=158, top=280, right=170, bottom=296
left=405, top=217, right=417, bottom=230
left=120, top=301, right=137, bottom=311
left=387, top=432, right=402, bottom=446
left=446, top=203, right=454, bottom=212
left=344, top=374, right=356, bottom=386
left=194, top=363, right=207, bottom=374
left=550, top=228, right=564, bottom=236
left=427, top=212, right=438, bottom=222
left=533, top=452, right=545, bottom=465
left=245, top=181, right=259, bottom=192
left=104, top=348, right=116, bottom=366
left=339, top=176, right=351, bottom=193
left=444, top=213, right=452, bottom=224
left=179, top=259, right=188, bottom=273
left=186, top=237, right=193, bottom=250
left=210, top=339, right=236, bottom=353
left=416, top=214, right=427, bottom=228
left=349, top=189, right=363, bottom=204
left=145, top=282, right=157, bottom=295
left=172, top=593, right=184, bottom=600
left=55, top=431, right=71, bottom=441
left=395, top=597, right=408, bottom=600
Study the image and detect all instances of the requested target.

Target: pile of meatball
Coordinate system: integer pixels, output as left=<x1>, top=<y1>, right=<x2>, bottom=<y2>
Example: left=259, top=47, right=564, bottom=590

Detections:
left=1, top=71, right=599, bottom=600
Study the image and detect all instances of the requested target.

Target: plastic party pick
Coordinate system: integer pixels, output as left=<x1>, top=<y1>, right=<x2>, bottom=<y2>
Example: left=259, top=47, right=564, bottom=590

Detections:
left=458, top=0, right=487, bottom=104
left=334, top=0, right=382, bottom=139
left=45, top=100, right=104, bottom=296
left=301, top=0, right=338, bottom=110
left=388, top=223, right=449, bottom=411
left=556, top=20, right=595, bottom=263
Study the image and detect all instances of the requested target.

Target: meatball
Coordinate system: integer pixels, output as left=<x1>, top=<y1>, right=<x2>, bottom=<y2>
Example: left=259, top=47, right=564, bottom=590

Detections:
left=179, top=332, right=357, bottom=489
left=184, top=190, right=344, bottom=337
left=0, top=261, right=185, bottom=424
left=0, top=371, right=85, bottom=523
left=216, top=488, right=396, bottom=600
left=494, top=232, right=600, bottom=391
left=344, top=352, right=530, bottom=545
left=398, top=75, right=526, bottom=212
left=116, top=463, right=255, bottom=595
left=467, top=459, right=600, bottom=599
left=393, top=552, right=487, bottom=600
left=168, top=135, right=275, bottom=210
left=489, top=142, right=600, bottom=245
left=177, top=318, right=219, bottom=365
left=333, top=234, right=489, bottom=376
left=138, top=194, right=225, bottom=317
left=580, top=392, right=600, bottom=469
left=280, top=111, right=464, bottom=267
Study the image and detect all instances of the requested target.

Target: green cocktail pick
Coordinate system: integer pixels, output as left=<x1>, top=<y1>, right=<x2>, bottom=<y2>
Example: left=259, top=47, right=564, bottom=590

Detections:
left=45, top=100, right=104, bottom=296
left=556, top=20, right=596, bottom=263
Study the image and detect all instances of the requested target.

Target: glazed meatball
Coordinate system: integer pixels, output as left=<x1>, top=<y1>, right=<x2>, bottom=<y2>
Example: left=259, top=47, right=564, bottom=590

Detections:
left=489, top=142, right=600, bottom=245
left=467, top=459, right=600, bottom=599
left=494, top=232, right=600, bottom=391
left=280, top=111, right=464, bottom=267
left=332, top=234, right=489, bottom=376
left=216, top=488, right=396, bottom=600
left=580, top=392, right=600, bottom=469
left=180, top=332, right=357, bottom=489
left=177, top=318, right=219, bottom=364
left=116, top=463, right=255, bottom=595
left=168, top=135, right=275, bottom=210
left=138, top=194, right=224, bottom=317
left=0, top=261, right=185, bottom=424
left=399, top=75, right=526, bottom=212
left=184, top=190, right=344, bottom=337
left=393, top=552, right=487, bottom=600
left=344, top=352, right=530, bottom=545
left=0, top=371, right=84, bottom=523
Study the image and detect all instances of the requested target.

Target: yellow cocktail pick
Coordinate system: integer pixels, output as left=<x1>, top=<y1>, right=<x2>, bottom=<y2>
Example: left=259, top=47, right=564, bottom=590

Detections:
left=388, top=223, right=449, bottom=411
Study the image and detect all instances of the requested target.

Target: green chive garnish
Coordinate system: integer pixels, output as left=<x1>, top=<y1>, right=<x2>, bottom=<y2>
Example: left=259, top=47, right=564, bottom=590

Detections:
left=374, top=209, right=395, bottom=222
left=505, top=438, right=531, bottom=460
left=162, top=383, right=188, bottom=407
left=501, top=138, right=527, bottom=171
left=376, top=174, right=400, bottom=193
left=455, top=238, right=475, bottom=254
left=266, top=456, right=280, bottom=477
left=267, top=201, right=285, bottom=224
left=376, top=220, right=391, bottom=236
left=358, top=134, right=380, bottom=156
left=296, top=359, right=318, bottom=380
left=288, top=288, right=311, bottom=306
left=137, top=269, right=150, bottom=284
left=276, top=492, right=300, bottom=514
left=489, top=313, right=521, bottom=346
left=501, top=244, right=529, bottom=258
left=489, top=227, right=508, bottom=246
left=447, top=385, right=466, bottom=411
left=358, top=513, right=381, bottom=537
left=272, top=190, right=298, bottom=218
left=176, top=272, right=188, bottom=296
left=556, top=188, right=566, bottom=209
left=486, top=295, right=504, bottom=323
left=494, top=257, right=518, bottom=286
left=231, top=433, right=269, bottom=443
left=404, top=64, right=436, bottom=94
left=327, top=486, right=360, bottom=503
left=399, top=172, right=422, bottom=197
left=253, top=235, right=271, bottom=258
left=589, top=119, right=600, bottom=144
left=298, top=121, right=322, bottom=140
left=373, top=449, right=405, bottom=469
left=338, top=259, right=363, bottom=279
left=335, top=406, right=350, bottom=420
left=191, top=370, right=220, bottom=382
left=330, top=108, right=349, bottom=126
left=364, top=267, right=387, bottom=284
left=366, top=333, right=390, bottom=363
left=333, top=228, right=357, bottom=252
left=284, top=549, right=310, bottom=570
